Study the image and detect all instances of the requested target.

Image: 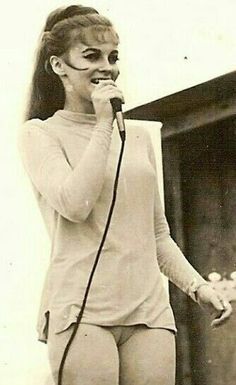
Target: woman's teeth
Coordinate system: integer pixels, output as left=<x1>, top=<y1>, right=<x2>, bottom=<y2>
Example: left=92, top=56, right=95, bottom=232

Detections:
left=91, top=78, right=111, bottom=84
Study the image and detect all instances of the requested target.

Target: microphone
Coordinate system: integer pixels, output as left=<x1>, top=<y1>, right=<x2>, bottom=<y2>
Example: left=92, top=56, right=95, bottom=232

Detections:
left=110, top=98, right=126, bottom=141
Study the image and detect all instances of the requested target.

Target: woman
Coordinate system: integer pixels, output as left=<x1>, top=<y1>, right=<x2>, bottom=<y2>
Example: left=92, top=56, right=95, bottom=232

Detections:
left=19, top=4, right=232, bottom=385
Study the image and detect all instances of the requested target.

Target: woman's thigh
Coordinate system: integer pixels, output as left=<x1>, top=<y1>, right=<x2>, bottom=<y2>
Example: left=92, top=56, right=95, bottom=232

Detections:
left=47, top=322, right=119, bottom=385
left=119, top=327, right=176, bottom=385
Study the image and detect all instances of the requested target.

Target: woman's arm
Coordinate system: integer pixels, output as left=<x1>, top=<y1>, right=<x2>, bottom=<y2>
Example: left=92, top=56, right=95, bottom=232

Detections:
left=19, top=120, right=113, bottom=222
left=146, top=130, right=232, bottom=325
left=153, top=185, right=207, bottom=300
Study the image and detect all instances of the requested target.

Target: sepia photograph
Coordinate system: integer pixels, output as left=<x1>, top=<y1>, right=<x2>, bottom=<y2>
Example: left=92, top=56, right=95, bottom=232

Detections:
left=1, top=1, right=236, bottom=384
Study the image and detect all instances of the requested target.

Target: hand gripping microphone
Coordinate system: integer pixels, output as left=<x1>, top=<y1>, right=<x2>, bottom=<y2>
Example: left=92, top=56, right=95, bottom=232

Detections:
left=110, top=98, right=126, bottom=142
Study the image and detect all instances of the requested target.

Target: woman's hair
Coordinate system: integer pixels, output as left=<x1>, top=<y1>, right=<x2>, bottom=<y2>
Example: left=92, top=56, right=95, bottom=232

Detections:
left=25, top=5, right=119, bottom=121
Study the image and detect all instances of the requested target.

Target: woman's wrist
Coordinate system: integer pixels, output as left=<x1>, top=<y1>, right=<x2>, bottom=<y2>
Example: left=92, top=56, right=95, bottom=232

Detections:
left=188, top=278, right=210, bottom=302
left=95, top=119, right=114, bottom=133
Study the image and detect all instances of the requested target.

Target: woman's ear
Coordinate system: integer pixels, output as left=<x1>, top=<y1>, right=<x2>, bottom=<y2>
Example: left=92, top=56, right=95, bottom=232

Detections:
left=49, top=56, right=67, bottom=76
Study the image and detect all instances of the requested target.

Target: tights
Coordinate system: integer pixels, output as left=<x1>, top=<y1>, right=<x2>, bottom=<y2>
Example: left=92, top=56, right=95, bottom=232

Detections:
left=48, top=322, right=176, bottom=385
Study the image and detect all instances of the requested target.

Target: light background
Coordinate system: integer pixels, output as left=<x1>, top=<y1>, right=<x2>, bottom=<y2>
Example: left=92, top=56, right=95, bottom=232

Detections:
left=1, top=0, right=236, bottom=384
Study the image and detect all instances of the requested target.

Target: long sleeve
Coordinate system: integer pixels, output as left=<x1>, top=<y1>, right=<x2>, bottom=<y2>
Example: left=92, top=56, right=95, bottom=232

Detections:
left=146, top=131, right=207, bottom=301
left=19, top=119, right=113, bottom=222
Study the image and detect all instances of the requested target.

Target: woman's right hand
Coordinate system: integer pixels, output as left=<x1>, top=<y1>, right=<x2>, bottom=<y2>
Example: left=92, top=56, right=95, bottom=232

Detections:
left=91, top=80, right=124, bottom=126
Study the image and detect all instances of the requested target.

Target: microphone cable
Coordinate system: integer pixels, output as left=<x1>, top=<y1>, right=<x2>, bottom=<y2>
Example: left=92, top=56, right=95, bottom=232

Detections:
left=57, top=118, right=126, bottom=385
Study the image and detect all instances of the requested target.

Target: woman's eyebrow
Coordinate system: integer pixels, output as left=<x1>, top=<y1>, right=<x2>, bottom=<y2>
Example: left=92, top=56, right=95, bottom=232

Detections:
left=82, top=48, right=119, bottom=54
left=82, top=48, right=100, bottom=53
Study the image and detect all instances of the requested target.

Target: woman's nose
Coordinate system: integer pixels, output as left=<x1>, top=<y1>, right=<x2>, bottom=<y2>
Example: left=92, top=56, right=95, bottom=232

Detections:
left=98, top=57, right=113, bottom=72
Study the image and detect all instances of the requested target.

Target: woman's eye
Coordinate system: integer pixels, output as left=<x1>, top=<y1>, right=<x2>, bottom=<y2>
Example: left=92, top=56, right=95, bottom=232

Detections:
left=109, top=55, right=119, bottom=64
left=84, top=53, right=100, bottom=61
left=84, top=53, right=119, bottom=64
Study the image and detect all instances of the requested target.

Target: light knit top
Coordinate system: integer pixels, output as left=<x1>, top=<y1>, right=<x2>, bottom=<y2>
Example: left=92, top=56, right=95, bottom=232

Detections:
left=19, top=109, right=207, bottom=343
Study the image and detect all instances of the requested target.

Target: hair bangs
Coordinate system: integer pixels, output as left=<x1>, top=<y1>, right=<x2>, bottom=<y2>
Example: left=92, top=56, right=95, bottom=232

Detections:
left=71, top=25, right=119, bottom=47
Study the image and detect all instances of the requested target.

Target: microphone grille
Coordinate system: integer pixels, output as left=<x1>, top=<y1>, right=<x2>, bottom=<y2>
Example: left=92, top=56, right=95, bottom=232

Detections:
left=110, top=98, right=122, bottom=113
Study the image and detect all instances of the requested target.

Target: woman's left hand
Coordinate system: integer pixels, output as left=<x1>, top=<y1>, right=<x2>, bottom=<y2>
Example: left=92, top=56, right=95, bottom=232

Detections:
left=196, top=284, right=232, bottom=328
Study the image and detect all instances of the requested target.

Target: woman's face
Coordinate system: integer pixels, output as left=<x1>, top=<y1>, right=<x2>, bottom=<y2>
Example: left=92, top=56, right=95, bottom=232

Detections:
left=60, top=33, right=120, bottom=112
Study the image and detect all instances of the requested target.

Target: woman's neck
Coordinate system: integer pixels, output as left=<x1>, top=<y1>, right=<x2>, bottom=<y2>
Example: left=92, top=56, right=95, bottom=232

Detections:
left=64, top=94, right=95, bottom=114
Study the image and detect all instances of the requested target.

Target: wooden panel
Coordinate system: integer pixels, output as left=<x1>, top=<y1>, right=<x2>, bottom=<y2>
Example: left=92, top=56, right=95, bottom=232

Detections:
left=162, top=139, right=192, bottom=385
left=162, top=96, right=236, bottom=140
left=180, top=123, right=236, bottom=385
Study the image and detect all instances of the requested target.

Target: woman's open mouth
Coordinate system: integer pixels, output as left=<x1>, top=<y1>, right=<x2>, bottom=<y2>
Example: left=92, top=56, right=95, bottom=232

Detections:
left=91, top=78, right=112, bottom=84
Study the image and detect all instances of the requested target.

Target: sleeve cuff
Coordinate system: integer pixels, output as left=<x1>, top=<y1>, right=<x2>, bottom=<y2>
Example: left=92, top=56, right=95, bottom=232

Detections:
left=187, top=277, right=210, bottom=302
